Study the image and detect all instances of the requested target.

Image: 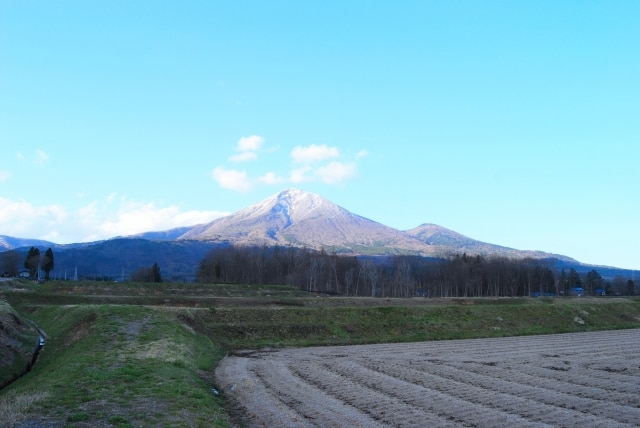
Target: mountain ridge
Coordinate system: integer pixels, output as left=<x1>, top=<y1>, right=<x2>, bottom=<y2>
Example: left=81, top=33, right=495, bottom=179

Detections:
left=179, top=188, right=574, bottom=261
left=3, top=188, right=640, bottom=279
left=1, top=188, right=580, bottom=267
left=179, top=188, right=438, bottom=256
left=2, top=189, right=575, bottom=261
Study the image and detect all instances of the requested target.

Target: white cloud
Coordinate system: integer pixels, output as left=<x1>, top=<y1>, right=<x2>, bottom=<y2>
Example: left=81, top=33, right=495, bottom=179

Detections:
left=316, top=161, right=358, bottom=184
left=236, top=135, right=264, bottom=152
left=211, top=136, right=365, bottom=191
left=0, top=170, right=10, bottom=182
left=0, top=195, right=227, bottom=244
left=0, top=196, right=68, bottom=240
left=229, top=152, right=258, bottom=163
left=211, top=166, right=253, bottom=192
left=289, top=166, right=313, bottom=183
left=291, top=144, right=340, bottom=164
left=229, top=135, right=265, bottom=163
left=93, top=199, right=227, bottom=239
left=258, top=172, right=285, bottom=185
left=105, top=192, right=118, bottom=204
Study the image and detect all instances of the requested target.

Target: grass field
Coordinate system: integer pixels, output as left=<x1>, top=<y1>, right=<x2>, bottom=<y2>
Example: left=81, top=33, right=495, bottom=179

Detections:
left=1, top=279, right=639, bottom=427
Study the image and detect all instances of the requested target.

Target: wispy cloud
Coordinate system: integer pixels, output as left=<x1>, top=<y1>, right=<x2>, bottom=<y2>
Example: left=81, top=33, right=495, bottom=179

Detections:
left=15, top=149, right=50, bottom=164
left=316, top=161, right=358, bottom=184
left=211, top=166, right=253, bottom=192
left=211, top=138, right=366, bottom=192
left=229, top=152, right=257, bottom=163
left=289, top=145, right=363, bottom=185
left=35, top=150, right=49, bottom=164
left=229, top=135, right=264, bottom=163
left=0, top=170, right=10, bottom=182
left=289, top=166, right=313, bottom=184
left=237, top=135, right=264, bottom=152
left=291, top=144, right=340, bottom=164
left=258, top=172, right=286, bottom=185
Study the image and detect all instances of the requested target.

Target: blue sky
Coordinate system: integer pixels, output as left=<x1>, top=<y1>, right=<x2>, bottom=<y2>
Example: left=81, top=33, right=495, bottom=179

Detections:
left=1, top=1, right=639, bottom=270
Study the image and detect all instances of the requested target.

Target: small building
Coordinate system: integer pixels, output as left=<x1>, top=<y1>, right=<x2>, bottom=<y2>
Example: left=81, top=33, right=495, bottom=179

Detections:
left=18, top=270, right=31, bottom=279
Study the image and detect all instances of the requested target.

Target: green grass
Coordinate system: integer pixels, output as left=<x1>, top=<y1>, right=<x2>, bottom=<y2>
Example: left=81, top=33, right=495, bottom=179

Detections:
left=0, top=299, right=41, bottom=387
left=194, top=299, right=640, bottom=348
left=1, top=299, right=229, bottom=427
left=1, top=280, right=639, bottom=426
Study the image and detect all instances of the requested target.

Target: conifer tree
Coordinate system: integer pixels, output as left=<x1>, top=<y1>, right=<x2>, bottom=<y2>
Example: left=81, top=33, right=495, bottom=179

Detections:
left=152, top=262, right=162, bottom=283
left=24, top=247, right=40, bottom=279
left=42, top=248, right=55, bottom=280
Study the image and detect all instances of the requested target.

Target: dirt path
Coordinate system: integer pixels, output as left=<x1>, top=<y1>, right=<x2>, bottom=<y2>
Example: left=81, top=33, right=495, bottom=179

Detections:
left=215, top=329, right=640, bottom=427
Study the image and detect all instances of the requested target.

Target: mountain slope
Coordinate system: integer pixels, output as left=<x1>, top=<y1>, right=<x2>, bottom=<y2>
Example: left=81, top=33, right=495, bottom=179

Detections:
left=405, top=223, right=575, bottom=261
left=131, top=226, right=198, bottom=241
left=38, top=238, right=223, bottom=282
left=0, top=236, right=56, bottom=252
left=3, top=189, right=635, bottom=278
left=180, top=188, right=435, bottom=255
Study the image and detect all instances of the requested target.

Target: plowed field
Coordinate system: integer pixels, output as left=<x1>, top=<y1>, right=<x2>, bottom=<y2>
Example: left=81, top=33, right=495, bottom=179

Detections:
left=216, top=329, right=640, bottom=427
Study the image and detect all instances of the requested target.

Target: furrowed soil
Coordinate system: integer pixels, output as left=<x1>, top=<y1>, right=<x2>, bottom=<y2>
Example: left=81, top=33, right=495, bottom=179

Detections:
left=2, top=280, right=640, bottom=427
left=216, top=329, right=640, bottom=427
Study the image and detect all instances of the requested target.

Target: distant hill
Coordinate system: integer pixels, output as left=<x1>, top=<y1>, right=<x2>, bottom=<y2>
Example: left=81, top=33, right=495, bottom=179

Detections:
left=405, top=223, right=575, bottom=262
left=130, top=226, right=198, bottom=241
left=6, top=239, right=223, bottom=282
left=0, top=235, right=56, bottom=252
left=2, top=188, right=637, bottom=280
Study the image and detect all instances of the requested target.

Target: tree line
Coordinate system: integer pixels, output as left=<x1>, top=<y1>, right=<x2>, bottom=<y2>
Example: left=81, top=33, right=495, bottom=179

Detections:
left=197, top=245, right=637, bottom=298
left=0, top=246, right=164, bottom=283
left=0, top=247, right=55, bottom=280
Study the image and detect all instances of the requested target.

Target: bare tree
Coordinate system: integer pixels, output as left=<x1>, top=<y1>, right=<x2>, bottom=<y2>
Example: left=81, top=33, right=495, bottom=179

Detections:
left=0, top=250, right=21, bottom=277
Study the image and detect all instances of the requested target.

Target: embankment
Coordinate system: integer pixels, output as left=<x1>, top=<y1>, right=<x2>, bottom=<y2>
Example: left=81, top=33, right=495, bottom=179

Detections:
left=0, top=299, right=42, bottom=389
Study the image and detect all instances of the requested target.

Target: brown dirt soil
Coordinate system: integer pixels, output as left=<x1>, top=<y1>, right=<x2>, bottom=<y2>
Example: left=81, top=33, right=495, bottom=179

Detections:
left=216, top=328, right=640, bottom=427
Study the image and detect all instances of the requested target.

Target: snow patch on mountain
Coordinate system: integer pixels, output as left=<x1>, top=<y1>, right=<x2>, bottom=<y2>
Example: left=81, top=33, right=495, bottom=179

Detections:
left=179, top=188, right=434, bottom=255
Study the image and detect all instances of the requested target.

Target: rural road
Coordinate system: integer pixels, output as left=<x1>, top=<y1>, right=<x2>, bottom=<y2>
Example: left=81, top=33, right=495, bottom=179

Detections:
left=216, top=329, right=640, bottom=427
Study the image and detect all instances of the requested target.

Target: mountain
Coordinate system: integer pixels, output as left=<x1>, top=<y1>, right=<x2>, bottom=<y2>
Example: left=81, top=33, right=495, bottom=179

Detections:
left=8, top=188, right=633, bottom=281
left=405, top=223, right=574, bottom=261
left=38, top=239, right=223, bottom=282
left=131, top=226, right=197, bottom=241
left=0, top=235, right=56, bottom=252
left=179, top=188, right=435, bottom=256
left=179, top=188, right=576, bottom=261
left=0, top=190, right=578, bottom=262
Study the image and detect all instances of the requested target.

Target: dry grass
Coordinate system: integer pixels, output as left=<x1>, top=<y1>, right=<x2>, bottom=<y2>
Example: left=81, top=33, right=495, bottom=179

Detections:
left=0, top=390, right=49, bottom=427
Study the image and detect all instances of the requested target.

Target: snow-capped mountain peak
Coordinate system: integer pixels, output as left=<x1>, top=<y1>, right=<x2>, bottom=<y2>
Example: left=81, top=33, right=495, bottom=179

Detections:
left=179, top=188, right=431, bottom=255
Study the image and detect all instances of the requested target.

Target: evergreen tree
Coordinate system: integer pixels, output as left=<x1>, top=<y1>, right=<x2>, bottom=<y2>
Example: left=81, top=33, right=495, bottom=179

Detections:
left=152, top=262, right=162, bottom=283
left=24, top=247, right=40, bottom=279
left=42, top=248, right=55, bottom=280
